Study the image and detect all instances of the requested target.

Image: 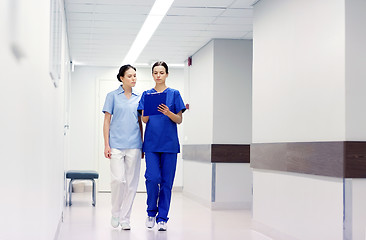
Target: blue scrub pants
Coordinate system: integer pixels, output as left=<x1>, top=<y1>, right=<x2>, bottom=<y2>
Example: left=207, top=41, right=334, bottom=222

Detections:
left=144, top=152, right=177, bottom=223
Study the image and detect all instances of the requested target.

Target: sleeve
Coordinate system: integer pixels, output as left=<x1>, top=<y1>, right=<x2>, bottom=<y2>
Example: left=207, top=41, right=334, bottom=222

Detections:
left=137, top=91, right=146, bottom=115
left=174, top=90, right=186, bottom=114
left=102, top=93, right=114, bottom=114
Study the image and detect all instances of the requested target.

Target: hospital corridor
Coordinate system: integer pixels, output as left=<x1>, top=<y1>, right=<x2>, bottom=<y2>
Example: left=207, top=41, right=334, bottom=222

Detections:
left=58, top=191, right=270, bottom=240
left=2, top=0, right=366, bottom=240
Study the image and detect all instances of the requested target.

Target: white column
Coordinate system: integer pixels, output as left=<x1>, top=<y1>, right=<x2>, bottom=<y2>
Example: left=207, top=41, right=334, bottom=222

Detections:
left=252, top=0, right=366, bottom=239
left=183, top=39, right=253, bottom=209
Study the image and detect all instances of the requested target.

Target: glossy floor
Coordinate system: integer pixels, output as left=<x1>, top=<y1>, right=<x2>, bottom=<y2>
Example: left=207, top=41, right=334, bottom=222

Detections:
left=58, top=192, right=273, bottom=240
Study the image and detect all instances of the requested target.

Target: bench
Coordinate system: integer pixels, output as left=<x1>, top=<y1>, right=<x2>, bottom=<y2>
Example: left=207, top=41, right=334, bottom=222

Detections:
left=65, top=170, right=99, bottom=206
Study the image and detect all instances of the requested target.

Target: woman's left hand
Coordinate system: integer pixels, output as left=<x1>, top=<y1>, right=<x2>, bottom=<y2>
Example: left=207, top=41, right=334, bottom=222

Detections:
left=158, top=104, right=171, bottom=116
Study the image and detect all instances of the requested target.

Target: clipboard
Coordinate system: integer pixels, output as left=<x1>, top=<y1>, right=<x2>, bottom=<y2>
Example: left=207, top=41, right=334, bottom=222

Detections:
left=143, top=92, right=167, bottom=116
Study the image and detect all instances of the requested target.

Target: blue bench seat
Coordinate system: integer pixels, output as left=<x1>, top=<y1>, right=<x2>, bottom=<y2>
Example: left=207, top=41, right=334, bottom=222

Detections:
left=66, top=170, right=99, bottom=206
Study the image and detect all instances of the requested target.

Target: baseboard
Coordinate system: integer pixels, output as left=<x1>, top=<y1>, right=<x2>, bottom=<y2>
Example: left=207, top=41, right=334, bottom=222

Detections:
left=251, top=219, right=299, bottom=240
left=172, top=186, right=183, bottom=192
left=211, top=201, right=252, bottom=210
left=183, top=191, right=252, bottom=210
left=139, top=186, right=183, bottom=193
left=100, top=186, right=183, bottom=194
left=53, top=212, right=63, bottom=240
left=182, top=191, right=212, bottom=208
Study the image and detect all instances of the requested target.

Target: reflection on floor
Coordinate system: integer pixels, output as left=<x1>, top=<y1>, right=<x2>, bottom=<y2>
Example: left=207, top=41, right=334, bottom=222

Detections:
left=58, top=191, right=273, bottom=240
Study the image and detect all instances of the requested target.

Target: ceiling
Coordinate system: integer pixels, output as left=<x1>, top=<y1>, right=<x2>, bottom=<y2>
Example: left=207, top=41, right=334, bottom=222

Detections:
left=64, top=0, right=256, bottom=67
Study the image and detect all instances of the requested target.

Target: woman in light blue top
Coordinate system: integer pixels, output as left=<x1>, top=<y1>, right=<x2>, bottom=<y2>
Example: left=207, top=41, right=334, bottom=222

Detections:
left=102, top=64, right=143, bottom=230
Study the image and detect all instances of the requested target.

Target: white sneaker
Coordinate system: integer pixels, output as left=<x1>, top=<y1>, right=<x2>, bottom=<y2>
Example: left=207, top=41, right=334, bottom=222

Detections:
left=145, top=216, right=156, bottom=229
left=111, top=216, right=119, bottom=228
left=157, top=221, right=167, bottom=231
left=120, top=222, right=131, bottom=230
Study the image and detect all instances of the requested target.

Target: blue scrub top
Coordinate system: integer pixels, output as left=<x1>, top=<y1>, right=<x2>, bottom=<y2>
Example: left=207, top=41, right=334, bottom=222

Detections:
left=138, top=88, right=186, bottom=153
left=102, top=85, right=142, bottom=150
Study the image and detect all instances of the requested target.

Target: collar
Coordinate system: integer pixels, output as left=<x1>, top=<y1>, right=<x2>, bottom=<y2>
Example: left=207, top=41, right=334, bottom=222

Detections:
left=152, top=87, right=169, bottom=93
left=117, top=85, right=138, bottom=96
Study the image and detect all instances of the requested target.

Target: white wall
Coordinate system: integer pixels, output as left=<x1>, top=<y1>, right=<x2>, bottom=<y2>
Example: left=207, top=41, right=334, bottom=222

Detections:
left=70, top=67, right=110, bottom=170
left=345, top=0, right=366, bottom=140
left=214, top=163, right=252, bottom=209
left=350, top=179, right=366, bottom=240
left=0, top=0, right=69, bottom=239
left=184, top=39, right=252, bottom=145
left=252, top=0, right=366, bottom=239
left=343, top=4, right=366, bottom=237
left=253, top=170, right=344, bottom=240
left=69, top=66, right=185, bottom=188
left=213, top=39, right=252, bottom=144
left=183, top=160, right=213, bottom=205
left=183, top=39, right=253, bottom=208
left=183, top=41, right=214, bottom=145
left=183, top=161, right=253, bottom=210
left=252, top=0, right=345, bottom=143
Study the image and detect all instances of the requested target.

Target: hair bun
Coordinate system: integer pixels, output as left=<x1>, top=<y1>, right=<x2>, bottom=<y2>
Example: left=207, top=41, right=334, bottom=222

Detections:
left=117, top=64, right=136, bottom=82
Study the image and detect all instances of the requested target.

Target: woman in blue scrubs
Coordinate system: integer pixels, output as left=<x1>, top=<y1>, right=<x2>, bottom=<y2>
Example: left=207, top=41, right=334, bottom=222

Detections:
left=102, top=64, right=143, bottom=230
left=138, top=61, right=186, bottom=231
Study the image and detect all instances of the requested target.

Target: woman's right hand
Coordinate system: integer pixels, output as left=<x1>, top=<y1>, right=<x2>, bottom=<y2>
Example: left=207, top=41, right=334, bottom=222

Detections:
left=104, top=146, right=111, bottom=159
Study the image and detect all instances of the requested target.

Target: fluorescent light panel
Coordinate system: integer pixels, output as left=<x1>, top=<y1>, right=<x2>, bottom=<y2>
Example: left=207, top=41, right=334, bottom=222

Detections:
left=134, top=63, right=184, bottom=68
left=122, top=0, right=174, bottom=65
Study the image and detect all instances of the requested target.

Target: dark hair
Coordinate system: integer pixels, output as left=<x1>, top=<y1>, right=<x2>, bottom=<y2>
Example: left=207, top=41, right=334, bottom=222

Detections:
left=117, top=64, right=136, bottom=82
left=152, top=61, right=169, bottom=74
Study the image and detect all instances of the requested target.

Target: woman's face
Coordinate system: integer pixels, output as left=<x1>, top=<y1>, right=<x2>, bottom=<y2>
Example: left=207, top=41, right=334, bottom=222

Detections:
left=152, top=66, right=168, bottom=84
left=120, top=68, right=137, bottom=88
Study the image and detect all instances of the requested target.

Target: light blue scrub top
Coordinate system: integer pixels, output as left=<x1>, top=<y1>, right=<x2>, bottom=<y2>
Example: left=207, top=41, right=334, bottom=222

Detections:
left=138, top=88, right=186, bottom=153
left=102, top=85, right=142, bottom=150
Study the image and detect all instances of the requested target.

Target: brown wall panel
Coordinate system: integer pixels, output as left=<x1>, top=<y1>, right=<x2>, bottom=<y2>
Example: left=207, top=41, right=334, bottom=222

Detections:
left=182, top=144, right=250, bottom=163
left=251, top=141, right=366, bottom=178
left=345, top=142, right=366, bottom=178
left=182, top=145, right=211, bottom=163
left=211, top=144, right=250, bottom=163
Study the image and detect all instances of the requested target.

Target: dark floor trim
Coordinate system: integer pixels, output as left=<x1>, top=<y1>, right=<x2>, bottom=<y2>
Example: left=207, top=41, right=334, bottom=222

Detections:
left=250, top=141, right=366, bottom=178
left=182, top=144, right=250, bottom=163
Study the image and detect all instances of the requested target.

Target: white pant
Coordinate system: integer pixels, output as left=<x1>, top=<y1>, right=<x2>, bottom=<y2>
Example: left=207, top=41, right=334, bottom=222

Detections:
left=110, top=148, right=141, bottom=223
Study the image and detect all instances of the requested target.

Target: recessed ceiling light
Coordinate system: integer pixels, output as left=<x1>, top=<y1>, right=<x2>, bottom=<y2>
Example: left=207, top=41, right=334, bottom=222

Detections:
left=122, top=0, right=174, bottom=65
